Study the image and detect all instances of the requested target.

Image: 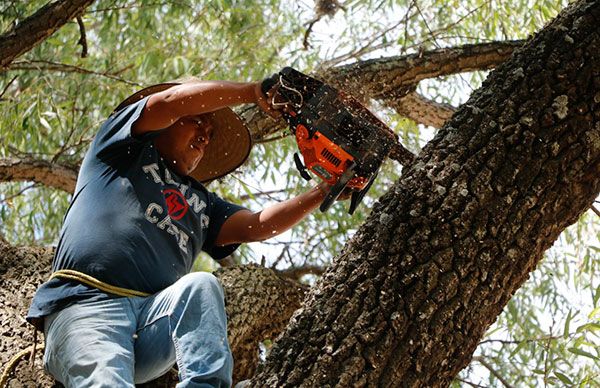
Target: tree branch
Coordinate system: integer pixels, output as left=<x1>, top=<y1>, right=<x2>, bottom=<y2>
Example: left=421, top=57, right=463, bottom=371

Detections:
left=472, top=356, right=515, bottom=388
left=76, top=16, right=88, bottom=58
left=8, top=60, right=140, bottom=86
left=243, top=40, right=524, bottom=140
left=0, top=0, right=96, bottom=69
left=455, top=378, right=489, bottom=388
left=391, top=91, right=456, bottom=128
left=0, top=75, right=17, bottom=101
left=323, top=40, right=525, bottom=99
left=0, top=183, right=39, bottom=205
left=0, top=157, right=78, bottom=193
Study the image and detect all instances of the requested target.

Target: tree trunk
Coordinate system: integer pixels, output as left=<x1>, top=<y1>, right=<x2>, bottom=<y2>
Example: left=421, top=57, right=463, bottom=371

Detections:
left=0, top=241, right=305, bottom=386
left=0, top=0, right=95, bottom=69
left=251, top=1, right=600, bottom=386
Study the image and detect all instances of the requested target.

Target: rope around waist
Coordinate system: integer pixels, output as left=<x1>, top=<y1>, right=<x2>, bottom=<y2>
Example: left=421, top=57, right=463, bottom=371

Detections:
left=50, top=269, right=151, bottom=297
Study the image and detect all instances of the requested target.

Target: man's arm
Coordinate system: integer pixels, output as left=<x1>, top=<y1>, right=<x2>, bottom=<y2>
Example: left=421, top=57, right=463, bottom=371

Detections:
left=132, top=81, right=272, bottom=136
left=214, top=183, right=329, bottom=246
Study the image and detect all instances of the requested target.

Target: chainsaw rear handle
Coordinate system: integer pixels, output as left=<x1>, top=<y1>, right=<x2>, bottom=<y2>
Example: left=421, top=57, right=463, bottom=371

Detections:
left=261, top=74, right=278, bottom=96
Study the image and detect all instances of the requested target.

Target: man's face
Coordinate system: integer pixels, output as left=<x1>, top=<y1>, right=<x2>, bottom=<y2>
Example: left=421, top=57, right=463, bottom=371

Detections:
left=154, top=114, right=214, bottom=176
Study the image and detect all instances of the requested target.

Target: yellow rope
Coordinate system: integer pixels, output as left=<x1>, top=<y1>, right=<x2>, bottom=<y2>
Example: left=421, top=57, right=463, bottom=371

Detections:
left=51, top=269, right=150, bottom=297
left=1, top=271, right=154, bottom=387
left=1, top=271, right=152, bottom=386
left=0, top=344, right=45, bottom=388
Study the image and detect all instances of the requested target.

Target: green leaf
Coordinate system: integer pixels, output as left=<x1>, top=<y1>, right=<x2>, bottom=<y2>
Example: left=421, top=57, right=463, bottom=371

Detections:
left=554, top=372, right=573, bottom=385
left=564, top=309, right=573, bottom=338
left=576, top=323, right=600, bottom=333
left=568, top=347, right=598, bottom=360
left=509, top=340, right=527, bottom=358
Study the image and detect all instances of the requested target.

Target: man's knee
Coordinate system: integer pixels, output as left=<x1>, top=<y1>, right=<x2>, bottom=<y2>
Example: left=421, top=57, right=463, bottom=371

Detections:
left=44, top=305, right=136, bottom=387
left=177, top=272, right=224, bottom=301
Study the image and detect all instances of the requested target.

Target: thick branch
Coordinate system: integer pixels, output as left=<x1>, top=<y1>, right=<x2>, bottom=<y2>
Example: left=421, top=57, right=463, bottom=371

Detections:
left=243, top=40, right=523, bottom=140
left=0, top=158, right=78, bottom=193
left=252, top=1, right=600, bottom=386
left=218, top=265, right=308, bottom=382
left=0, top=241, right=306, bottom=385
left=392, top=91, right=456, bottom=128
left=0, top=0, right=95, bottom=69
left=323, top=40, right=525, bottom=100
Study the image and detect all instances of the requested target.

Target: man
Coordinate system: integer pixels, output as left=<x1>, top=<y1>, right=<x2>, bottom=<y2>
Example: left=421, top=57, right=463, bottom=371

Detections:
left=27, top=79, right=331, bottom=387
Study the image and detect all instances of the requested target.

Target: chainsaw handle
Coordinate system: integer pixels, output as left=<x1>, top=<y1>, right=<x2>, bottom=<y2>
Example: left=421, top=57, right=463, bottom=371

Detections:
left=319, top=163, right=356, bottom=213
left=293, top=153, right=312, bottom=181
left=348, top=171, right=377, bottom=215
left=260, top=74, right=278, bottom=95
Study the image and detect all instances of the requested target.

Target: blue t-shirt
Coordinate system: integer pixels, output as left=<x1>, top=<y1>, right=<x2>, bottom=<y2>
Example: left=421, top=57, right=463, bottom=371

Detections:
left=27, top=97, right=246, bottom=325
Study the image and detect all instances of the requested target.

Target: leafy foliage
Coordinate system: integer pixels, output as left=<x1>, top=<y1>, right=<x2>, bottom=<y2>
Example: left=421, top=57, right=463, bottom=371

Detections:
left=1, top=0, right=597, bottom=385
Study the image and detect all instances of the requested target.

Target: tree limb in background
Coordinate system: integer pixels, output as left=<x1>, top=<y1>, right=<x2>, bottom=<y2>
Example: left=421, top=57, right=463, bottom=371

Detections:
left=0, top=183, right=39, bottom=205
left=471, top=356, right=515, bottom=388
left=76, top=16, right=88, bottom=58
left=0, top=0, right=96, bottom=69
left=242, top=40, right=524, bottom=139
left=0, top=157, right=78, bottom=193
left=392, top=91, right=456, bottom=128
left=323, top=40, right=525, bottom=100
left=304, top=0, right=346, bottom=49
left=0, top=75, right=18, bottom=101
left=8, top=60, right=140, bottom=86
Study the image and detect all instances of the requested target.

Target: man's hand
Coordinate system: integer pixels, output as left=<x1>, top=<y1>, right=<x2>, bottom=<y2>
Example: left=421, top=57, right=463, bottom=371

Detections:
left=317, top=181, right=353, bottom=201
left=254, top=82, right=283, bottom=119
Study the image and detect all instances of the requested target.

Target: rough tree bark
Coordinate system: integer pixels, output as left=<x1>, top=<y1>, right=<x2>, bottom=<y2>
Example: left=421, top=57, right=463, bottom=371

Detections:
left=249, top=1, right=600, bottom=386
left=0, top=0, right=95, bottom=69
left=0, top=157, right=78, bottom=193
left=2, top=1, right=599, bottom=387
left=0, top=241, right=305, bottom=385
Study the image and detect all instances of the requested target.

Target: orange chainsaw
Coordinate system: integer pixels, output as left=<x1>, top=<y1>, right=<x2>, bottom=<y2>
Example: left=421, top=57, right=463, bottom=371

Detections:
left=262, top=67, right=411, bottom=214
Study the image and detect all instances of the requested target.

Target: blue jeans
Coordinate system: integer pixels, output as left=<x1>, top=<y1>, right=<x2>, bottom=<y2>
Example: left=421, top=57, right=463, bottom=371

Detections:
left=43, top=272, right=233, bottom=387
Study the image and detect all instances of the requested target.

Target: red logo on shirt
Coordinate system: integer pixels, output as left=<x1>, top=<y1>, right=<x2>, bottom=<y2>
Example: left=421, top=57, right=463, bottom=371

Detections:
left=163, top=189, right=189, bottom=220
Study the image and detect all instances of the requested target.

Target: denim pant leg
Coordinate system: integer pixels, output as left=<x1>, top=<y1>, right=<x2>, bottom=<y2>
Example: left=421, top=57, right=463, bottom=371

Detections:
left=134, top=272, right=233, bottom=388
left=43, top=297, right=137, bottom=387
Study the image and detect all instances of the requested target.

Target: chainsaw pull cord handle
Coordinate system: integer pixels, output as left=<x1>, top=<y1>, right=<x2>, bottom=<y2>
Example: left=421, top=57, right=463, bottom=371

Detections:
left=271, top=74, right=304, bottom=109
